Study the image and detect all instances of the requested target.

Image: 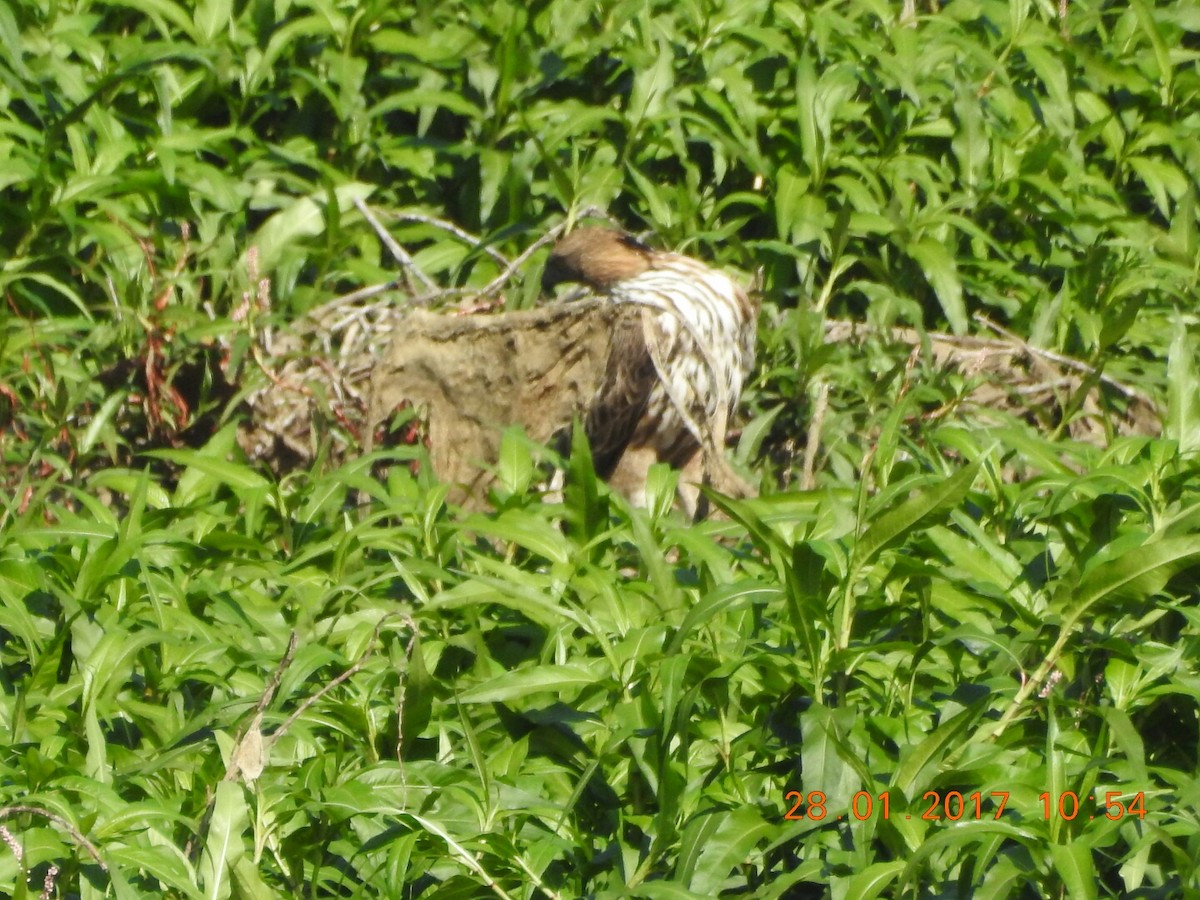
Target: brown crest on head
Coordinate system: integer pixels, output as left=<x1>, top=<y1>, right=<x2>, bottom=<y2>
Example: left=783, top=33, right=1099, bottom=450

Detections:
left=541, top=228, right=654, bottom=293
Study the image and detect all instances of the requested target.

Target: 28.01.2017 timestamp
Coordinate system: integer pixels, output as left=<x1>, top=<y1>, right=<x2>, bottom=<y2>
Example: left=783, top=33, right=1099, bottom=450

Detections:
left=783, top=790, right=1147, bottom=822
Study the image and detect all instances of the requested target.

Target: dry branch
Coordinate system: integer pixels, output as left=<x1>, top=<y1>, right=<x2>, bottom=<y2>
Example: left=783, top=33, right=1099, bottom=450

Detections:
left=823, top=319, right=1160, bottom=442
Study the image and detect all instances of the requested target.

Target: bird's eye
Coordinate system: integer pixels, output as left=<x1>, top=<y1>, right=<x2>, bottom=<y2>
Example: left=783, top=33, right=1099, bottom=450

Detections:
left=618, top=233, right=652, bottom=253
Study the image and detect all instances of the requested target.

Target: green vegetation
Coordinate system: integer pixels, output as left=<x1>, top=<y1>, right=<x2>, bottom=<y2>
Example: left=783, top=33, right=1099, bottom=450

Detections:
left=3, top=0, right=1200, bottom=896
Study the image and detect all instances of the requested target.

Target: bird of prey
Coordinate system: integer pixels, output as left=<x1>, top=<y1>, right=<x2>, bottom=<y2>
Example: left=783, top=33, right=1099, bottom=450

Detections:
left=542, top=227, right=757, bottom=514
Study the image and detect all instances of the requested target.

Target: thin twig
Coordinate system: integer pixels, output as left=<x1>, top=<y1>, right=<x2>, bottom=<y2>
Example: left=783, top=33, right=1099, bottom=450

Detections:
left=823, top=316, right=1153, bottom=405
left=322, top=279, right=404, bottom=307
left=1010, top=378, right=1077, bottom=396
left=189, top=623, right=391, bottom=861
left=268, top=615, right=396, bottom=748
left=473, top=221, right=569, bottom=302
left=801, top=380, right=829, bottom=490
left=973, top=313, right=1145, bottom=400
left=395, top=612, right=421, bottom=764
left=405, top=287, right=475, bottom=306
left=315, top=284, right=473, bottom=317
left=223, top=631, right=300, bottom=781
left=354, top=198, right=436, bottom=293
left=329, top=207, right=614, bottom=310
left=189, top=632, right=301, bottom=858
left=392, top=213, right=511, bottom=268
left=471, top=206, right=614, bottom=302
left=0, top=806, right=107, bottom=870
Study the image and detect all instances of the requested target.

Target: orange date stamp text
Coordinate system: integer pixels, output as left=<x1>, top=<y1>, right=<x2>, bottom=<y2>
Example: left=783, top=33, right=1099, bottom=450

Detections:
left=783, top=790, right=1147, bottom=822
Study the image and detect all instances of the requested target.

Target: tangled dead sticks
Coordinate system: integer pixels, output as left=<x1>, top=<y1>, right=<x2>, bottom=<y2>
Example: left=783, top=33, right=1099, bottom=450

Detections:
left=235, top=208, right=1160, bottom=503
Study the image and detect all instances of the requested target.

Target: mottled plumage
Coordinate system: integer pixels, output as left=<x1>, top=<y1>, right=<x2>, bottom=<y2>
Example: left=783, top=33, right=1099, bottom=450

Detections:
left=542, top=227, right=757, bottom=510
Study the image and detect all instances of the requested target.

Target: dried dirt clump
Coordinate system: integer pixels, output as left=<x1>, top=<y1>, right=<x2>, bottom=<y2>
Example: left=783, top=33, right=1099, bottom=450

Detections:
left=365, top=300, right=638, bottom=503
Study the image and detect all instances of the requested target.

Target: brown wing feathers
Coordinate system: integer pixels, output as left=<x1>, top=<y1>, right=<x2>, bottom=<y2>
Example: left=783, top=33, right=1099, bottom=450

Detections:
left=585, top=313, right=655, bottom=479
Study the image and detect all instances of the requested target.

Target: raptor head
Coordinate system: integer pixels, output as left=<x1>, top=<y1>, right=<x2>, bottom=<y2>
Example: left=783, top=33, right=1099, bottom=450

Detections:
left=541, top=227, right=654, bottom=294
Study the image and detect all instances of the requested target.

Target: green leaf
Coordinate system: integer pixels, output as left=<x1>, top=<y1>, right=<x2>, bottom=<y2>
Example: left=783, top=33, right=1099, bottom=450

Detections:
left=1049, top=841, right=1097, bottom=900
left=251, top=182, right=374, bottom=274
left=563, top=418, right=609, bottom=547
left=855, top=462, right=980, bottom=570
left=1060, top=535, right=1200, bottom=615
left=835, top=861, right=906, bottom=900
left=400, top=632, right=434, bottom=752
left=668, top=581, right=780, bottom=655
left=200, top=782, right=248, bottom=900
left=146, top=449, right=270, bottom=494
left=495, top=426, right=535, bottom=496
left=193, top=0, right=232, bottom=43
left=1166, top=313, right=1200, bottom=455
left=891, top=700, right=986, bottom=799
left=907, top=238, right=967, bottom=334
left=775, top=164, right=809, bottom=243
left=1129, top=0, right=1173, bottom=101
left=465, top=509, right=571, bottom=566
left=456, top=664, right=604, bottom=703
left=680, top=808, right=775, bottom=893
left=801, top=704, right=862, bottom=814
